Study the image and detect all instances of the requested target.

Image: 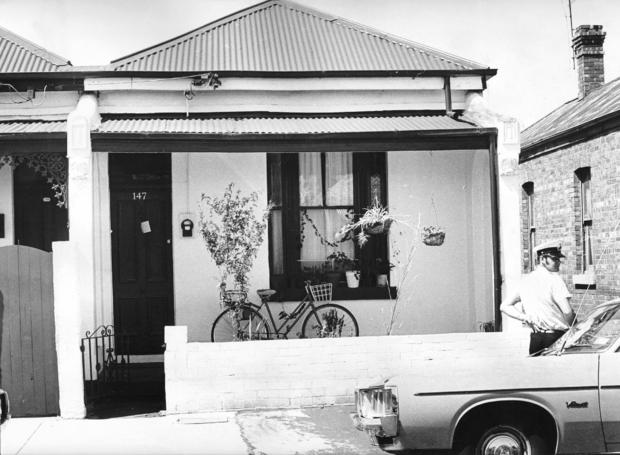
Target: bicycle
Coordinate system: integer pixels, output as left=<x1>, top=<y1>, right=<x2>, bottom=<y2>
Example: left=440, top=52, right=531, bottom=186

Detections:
left=210, top=281, right=359, bottom=342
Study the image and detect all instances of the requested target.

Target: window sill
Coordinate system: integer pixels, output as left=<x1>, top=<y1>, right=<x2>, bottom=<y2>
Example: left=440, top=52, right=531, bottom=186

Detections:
left=275, top=286, right=397, bottom=302
left=573, top=270, right=596, bottom=289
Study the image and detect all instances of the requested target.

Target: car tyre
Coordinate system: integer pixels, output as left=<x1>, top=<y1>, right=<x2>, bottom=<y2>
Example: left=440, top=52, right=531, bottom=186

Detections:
left=469, top=423, right=548, bottom=455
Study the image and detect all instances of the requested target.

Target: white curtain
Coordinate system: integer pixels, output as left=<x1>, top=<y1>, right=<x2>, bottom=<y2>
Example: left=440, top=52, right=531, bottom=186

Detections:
left=325, top=153, right=353, bottom=205
left=299, top=153, right=322, bottom=206
left=299, top=152, right=354, bottom=265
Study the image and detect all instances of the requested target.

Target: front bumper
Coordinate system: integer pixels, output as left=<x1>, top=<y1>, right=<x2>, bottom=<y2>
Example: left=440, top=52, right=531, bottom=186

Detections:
left=352, top=412, right=399, bottom=445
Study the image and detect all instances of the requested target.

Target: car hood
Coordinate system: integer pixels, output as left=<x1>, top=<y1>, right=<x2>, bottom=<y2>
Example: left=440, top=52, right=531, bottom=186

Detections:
left=381, top=349, right=599, bottom=395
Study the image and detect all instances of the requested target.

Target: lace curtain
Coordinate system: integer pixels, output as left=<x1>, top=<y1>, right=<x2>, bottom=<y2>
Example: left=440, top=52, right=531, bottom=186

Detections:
left=299, top=152, right=354, bottom=263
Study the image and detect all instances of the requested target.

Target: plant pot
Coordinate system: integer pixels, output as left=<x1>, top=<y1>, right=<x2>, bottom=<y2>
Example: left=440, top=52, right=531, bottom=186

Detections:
left=376, top=273, right=389, bottom=287
left=345, top=270, right=360, bottom=288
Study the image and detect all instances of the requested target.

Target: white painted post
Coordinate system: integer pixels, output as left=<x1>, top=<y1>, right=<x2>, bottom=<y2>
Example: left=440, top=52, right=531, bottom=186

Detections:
left=66, top=94, right=100, bottom=335
left=52, top=241, right=86, bottom=418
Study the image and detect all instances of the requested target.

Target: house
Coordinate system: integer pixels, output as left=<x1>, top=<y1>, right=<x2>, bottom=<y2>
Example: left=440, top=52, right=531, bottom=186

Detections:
left=520, top=24, right=620, bottom=317
left=0, top=0, right=521, bottom=415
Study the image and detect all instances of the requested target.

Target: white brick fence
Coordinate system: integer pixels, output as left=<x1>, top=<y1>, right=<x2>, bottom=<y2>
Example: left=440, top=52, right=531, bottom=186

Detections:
left=164, top=326, right=528, bottom=413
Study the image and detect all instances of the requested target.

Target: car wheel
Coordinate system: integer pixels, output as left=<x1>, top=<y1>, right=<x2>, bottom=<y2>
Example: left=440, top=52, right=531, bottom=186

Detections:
left=473, top=424, right=548, bottom=455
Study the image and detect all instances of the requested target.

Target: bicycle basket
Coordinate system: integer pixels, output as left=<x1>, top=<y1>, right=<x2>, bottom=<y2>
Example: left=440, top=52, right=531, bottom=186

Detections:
left=307, top=282, right=332, bottom=302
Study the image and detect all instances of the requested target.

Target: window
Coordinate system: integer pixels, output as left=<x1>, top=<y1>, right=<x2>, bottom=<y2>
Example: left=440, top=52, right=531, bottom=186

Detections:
left=576, top=167, right=593, bottom=272
left=522, top=182, right=535, bottom=271
left=268, top=152, right=388, bottom=298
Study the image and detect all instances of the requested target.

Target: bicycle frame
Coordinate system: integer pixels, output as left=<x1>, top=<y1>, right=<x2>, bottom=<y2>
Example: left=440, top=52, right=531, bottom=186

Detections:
left=255, top=293, right=317, bottom=339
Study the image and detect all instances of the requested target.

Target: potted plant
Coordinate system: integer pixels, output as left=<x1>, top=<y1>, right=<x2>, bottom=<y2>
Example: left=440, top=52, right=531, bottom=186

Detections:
left=326, top=251, right=347, bottom=286
left=421, top=225, right=446, bottom=246
left=373, top=258, right=395, bottom=287
left=343, top=256, right=360, bottom=288
left=198, top=183, right=272, bottom=292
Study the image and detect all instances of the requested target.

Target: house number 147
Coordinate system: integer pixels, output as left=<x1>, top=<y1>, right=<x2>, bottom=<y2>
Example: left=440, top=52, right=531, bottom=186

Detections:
left=132, top=192, right=148, bottom=200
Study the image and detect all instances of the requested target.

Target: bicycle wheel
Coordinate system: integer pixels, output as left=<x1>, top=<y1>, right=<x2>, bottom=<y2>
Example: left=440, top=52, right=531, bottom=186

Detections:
left=211, top=305, right=270, bottom=342
left=301, top=304, right=359, bottom=338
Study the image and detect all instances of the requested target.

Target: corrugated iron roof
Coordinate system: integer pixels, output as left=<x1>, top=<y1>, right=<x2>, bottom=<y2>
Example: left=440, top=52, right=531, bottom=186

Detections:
left=111, top=0, right=492, bottom=74
left=96, top=115, right=478, bottom=135
left=0, top=121, right=66, bottom=134
left=521, top=76, right=620, bottom=150
left=0, top=26, right=71, bottom=72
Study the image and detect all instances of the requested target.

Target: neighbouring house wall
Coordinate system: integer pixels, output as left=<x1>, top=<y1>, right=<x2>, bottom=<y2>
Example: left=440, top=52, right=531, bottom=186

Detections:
left=519, top=130, right=620, bottom=316
left=0, top=165, right=12, bottom=247
left=164, top=326, right=526, bottom=412
left=388, top=149, right=494, bottom=334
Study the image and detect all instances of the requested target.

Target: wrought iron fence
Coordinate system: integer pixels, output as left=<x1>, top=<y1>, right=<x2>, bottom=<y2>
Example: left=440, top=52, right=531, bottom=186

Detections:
left=80, top=325, right=134, bottom=402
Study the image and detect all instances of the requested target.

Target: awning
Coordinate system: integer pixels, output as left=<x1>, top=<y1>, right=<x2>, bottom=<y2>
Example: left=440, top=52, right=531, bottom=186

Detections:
left=0, top=121, right=66, bottom=134
left=95, top=115, right=479, bottom=135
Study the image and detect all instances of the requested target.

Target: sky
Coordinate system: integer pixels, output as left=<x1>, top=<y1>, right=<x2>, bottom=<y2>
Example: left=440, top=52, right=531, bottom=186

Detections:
left=1, top=0, right=619, bottom=129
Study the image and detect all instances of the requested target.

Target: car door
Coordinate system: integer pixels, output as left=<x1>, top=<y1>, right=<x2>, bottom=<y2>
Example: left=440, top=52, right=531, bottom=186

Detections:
left=599, top=349, right=620, bottom=451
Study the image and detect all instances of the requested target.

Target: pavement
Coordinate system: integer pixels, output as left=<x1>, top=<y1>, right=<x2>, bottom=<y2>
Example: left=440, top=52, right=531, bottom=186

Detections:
left=0, top=405, right=390, bottom=455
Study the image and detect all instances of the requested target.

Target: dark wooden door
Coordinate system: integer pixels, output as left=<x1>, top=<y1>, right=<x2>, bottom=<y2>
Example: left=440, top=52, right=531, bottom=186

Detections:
left=13, top=162, right=68, bottom=252
left=109, top=154, right=174, bottom=355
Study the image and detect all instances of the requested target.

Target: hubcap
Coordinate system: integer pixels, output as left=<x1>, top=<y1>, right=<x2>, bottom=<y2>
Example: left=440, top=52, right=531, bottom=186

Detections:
left=482, top=432, right=526, bottom=455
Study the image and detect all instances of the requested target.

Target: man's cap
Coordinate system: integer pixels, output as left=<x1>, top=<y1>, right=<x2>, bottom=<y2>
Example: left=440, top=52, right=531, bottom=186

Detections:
left=534, top=240, right=565, bottom=258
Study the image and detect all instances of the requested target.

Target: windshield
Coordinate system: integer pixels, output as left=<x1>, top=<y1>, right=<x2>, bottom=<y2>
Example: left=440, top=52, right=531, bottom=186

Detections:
left=543, top=301, right=620, bottom=355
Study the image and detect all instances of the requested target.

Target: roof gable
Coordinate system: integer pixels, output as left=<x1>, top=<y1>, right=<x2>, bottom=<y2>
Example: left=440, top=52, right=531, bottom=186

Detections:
left=521, top=76, right=620, bottom=151
left=0, top=25, right=71, bottom=72
left=111, top=0, right=492, bottom=73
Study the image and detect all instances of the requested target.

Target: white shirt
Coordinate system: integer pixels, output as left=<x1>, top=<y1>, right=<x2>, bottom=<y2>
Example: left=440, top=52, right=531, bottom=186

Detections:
left=519, top=265, right=572, bottom=331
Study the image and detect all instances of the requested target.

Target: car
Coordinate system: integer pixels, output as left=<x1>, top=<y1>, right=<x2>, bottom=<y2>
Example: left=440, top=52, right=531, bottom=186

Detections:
left=0, top=388, right=9, bottom=425
left=352, top=298, right=620, bottom=454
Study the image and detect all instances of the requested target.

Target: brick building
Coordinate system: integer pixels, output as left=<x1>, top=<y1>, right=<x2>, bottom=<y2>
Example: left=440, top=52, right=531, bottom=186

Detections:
left=520, top=25, right=620, bottom=316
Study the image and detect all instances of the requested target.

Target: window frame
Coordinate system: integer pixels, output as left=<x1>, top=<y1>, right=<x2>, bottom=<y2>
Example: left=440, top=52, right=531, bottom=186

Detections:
left=522, top=182, right=535, bottom=271
left=267, top=151, right=391, bottom=300
left=576, top=167, right=593, bottom=273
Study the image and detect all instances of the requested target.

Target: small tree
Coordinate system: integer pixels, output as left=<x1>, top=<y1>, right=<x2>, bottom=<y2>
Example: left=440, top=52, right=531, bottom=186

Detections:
left=199, top=183, right=271, bottom=292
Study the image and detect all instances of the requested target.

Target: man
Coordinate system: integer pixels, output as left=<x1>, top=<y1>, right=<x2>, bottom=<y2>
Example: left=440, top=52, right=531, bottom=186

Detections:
left=501, top=240, right=576, bottom=355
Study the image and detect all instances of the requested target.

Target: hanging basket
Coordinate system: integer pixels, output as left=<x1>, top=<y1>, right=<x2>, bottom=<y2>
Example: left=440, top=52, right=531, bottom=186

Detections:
left=422, top=231, right=446, bottom=246
left=365, top=219, right=393, bottom=235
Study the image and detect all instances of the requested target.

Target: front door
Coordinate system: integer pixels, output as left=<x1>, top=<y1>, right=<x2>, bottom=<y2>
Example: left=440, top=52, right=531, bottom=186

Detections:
left=109, top=154, right=174, bottom=354
left=13, top=157, right=68, bottom=252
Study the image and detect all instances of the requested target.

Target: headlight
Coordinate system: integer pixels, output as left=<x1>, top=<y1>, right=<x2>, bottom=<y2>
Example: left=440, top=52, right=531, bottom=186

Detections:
left=354, top=385, right=398, bottom=439
left=356, top=386, right=397, bottom=418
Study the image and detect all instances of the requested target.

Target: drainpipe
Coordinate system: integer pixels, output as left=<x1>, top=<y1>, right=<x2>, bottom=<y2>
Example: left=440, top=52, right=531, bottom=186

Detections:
left=444, top=76, right=454, bottom=117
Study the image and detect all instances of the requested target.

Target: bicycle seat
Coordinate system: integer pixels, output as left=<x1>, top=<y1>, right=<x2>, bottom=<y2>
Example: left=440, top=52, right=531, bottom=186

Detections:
left=257, top=289, right=276, bottom=299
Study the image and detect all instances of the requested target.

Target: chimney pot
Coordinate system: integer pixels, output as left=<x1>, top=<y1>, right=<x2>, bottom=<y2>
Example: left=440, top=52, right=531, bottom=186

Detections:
left=572, top=25, right=606, bottom=99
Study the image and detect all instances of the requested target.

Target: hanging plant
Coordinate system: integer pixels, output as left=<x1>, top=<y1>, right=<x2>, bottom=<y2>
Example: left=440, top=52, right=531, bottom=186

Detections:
left=336, top=199, right=397, bottom=247
left=421, top=225, right=446, bottom=246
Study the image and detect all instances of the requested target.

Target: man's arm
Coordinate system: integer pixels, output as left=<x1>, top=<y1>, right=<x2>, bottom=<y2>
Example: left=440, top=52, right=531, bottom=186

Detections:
left=500, top=291, right=530, bottom=324
left=555, top=296, right=576, bottom=325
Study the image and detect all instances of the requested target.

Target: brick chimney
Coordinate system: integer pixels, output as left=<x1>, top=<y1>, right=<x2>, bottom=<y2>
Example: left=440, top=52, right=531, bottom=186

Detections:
left=572, top=25, right=606, bottom=99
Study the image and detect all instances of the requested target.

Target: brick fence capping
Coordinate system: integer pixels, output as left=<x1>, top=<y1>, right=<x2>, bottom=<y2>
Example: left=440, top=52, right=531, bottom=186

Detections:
left=164, top=326, right=528, bottom=413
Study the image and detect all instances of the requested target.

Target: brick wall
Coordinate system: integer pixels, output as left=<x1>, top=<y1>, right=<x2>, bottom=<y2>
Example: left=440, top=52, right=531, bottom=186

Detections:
left=519, top=130, right=620, bottom=316
left=164, top=326, right=527, bottom=412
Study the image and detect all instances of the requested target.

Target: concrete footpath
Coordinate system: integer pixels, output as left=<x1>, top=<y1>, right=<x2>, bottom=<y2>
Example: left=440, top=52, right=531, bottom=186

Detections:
left=0, top=405, right=389, bottom=455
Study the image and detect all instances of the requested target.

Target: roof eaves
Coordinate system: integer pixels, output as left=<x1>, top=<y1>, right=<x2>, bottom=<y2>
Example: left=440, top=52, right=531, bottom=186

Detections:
left=520, top=109, right=620, bottom=158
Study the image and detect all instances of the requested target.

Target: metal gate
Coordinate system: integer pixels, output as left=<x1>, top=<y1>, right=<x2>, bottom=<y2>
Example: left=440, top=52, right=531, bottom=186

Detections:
left=0, top=245, right=59, bottom=416
left=81, top=325, right=135, bottom=402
